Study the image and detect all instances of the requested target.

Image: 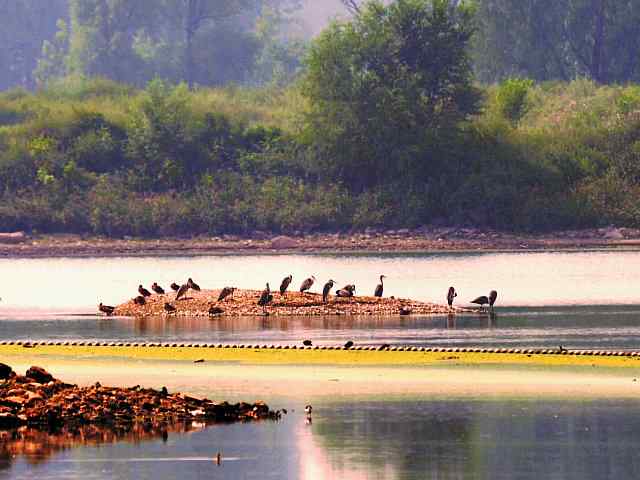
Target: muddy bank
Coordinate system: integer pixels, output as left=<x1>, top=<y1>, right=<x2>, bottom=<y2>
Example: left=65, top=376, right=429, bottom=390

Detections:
left=0, top=364, right=281, bottom=431
left=2, top=227, right=640, bottom=257
left=114, top=289, right=472, bottom=317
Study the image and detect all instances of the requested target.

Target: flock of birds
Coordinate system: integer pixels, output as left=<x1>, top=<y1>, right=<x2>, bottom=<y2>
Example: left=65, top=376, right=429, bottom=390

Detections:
left=98, top=274, right=499, bottom=316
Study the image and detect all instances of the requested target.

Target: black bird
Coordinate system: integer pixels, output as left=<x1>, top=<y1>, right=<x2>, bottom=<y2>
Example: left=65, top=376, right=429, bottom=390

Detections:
left=98, top=303, right=115, bottom=316
left=209, top=306, right=224, bottom=316
left=336, top=284, right=356, bottom=297
left=218, top=287, right=236, bottom=302
left=344, top=340, right=354, bottom=349
left=170, top=282, right=180, bottom=292
left=187, top=278, right=201, bottom=291
left=300, top=276, right=316, bottom=293
left=379, top=343, right=390, bottom=350
left=138, top=285, right=152, bottom=297
left=280, top=275, right=293, bottom=296
left=447, top=287, right=457, bottom=308
left=134, top=295, right=146, bottom=305
left=374, top=275, right=386, bottom=297
left=152, top=282, right=165, bottom=295
left=322, top=280, right=336, bottom=303
left=304, top=405, right=312, bottom=415
left=489, top=290, right=498, bottom=310
left=559, top=345, right=567, bottom=353
left=470, top=295, right=489, bottom=310
left=303, top=339, right=312, bottom=346
left=164, top=302, right=176, bottom=314
left=176, top=283, right=189, bottom=301
left=258, top=283, right=273, bottom=313
left=399, top=306, right=412, bottom=316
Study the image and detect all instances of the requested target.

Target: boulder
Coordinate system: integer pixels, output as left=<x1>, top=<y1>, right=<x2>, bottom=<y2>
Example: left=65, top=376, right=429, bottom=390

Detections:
left=270, top=236, right=298, bottom=249
left=0, top=232, right=27, bottom=244
left=25, top=366, right=54, bottom=384
left=603, top=228, right=624, bottom=240
left=0, top=363, right=14, bottom=380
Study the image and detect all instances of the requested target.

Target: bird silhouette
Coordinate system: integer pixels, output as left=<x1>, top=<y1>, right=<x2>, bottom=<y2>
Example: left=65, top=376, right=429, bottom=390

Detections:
left=152, top=282, right=165, bottom=295
left=187, top=278, right=201, bottom=291
left=217, top=287, right=236, bottom=302
left=300, top=276, right=316, bottom=293
left=447, top=287, right=457, bottom=308
left=280, top=275, right=293, bottom=296
left=98, top=303, right=115, bottom=316
left=164, top=302, right=176, bottom=314
left=344, top=340, right=354, bottom=349
left=303, top=339, right=312, bottom=346
left=322, top=280, right=336, bottom=303
left=134, top=295, right=146, bottom=305
left=258, top=283, right=273, bottom=313
left=138, top=285, right=152, bottom=297
left=170, top=283, right=180, bottom=292
left=175, top=283, right=189, bottom=301
left=374, top=275, right=386, bottom=297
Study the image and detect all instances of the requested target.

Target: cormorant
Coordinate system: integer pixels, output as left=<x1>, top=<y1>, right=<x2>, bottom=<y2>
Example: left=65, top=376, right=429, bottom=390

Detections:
left=489, top=290, right=498, bottom=310
left=164, top=302, right=176, bottom=314
left=134, top=295, right=146, bottom=305
left=344, top=340, right=354, bottom=349
left=152, top=282, right=165, bottom=295
left=209, top=306, right=224, bottom=315
left=336, top=284, right=356, bottom=297
left=303, top=339, right=312, bottom=346
left=299, top=276, right=316, bottom=293
left=98, top=303, right=115, bottom=316
left=322, top=280, right=336, bottom=303
left=187, top=278, right=200, bottom=291
left=170, top=283, right=180, bottom=292
left=447, top=287, right=457, bottom=308
left=258, top=283, right=273, bottom=313
left=138, top=285, right=152, bottom=297
left=217, top=287, right=236, bottom=302
left=374, top=275, right=386, bottom=297
left=175, top=283, right=189, bottom=300
left=280, top=275, right=293, bottom=296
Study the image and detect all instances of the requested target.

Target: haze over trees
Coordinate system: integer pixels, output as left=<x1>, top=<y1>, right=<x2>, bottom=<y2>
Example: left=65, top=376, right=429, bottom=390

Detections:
left=1, top=0, right=640, bottom=236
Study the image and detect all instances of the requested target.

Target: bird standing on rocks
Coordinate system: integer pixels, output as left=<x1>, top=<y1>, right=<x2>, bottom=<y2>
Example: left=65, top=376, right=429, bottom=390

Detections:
left=280, top=275, right=293, bottom=296
left=336, top=284, right=356, bottom=298
left=447, top=287, right=457, bottom=309
left=176, top=283, right=189, bottom=301
left=134, top=295, right=146, bottom=305
left=344, top=340, right=354, bottom=349
left=98, top=303, right=115, bottom=316
left=300, top=276, right=316, bottom=294
left=164, top=303, right=176, bottom=314
left=217, top=287, right=236, bottom=302
left=152, top=282, right=165, bottom=295
left=138, top=285, right=152, bottom=297
left=322, top=280, right=336, bottom=303
left=170, top=283, right=180, bottom=292
left=209, top=306, right=224, bottom=316
left=258, top=283, right=273, bottom=313
left=187, top=278, right=201, bottom=291
left=374, top=275, right=386, bottom=297
left=303, top=339, right=312, bottom=346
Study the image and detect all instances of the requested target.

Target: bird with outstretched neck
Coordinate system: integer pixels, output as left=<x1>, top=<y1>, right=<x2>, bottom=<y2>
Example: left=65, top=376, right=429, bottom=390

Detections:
left=374, top=275, right=386, bottom=297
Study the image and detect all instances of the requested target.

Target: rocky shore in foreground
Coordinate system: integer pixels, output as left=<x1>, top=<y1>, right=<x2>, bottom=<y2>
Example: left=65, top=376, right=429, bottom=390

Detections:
left=1, top=226, right=639, bottom=257
left=0, top=364, right=280, bottom=430
left=114, top=289, right=472, bottom=317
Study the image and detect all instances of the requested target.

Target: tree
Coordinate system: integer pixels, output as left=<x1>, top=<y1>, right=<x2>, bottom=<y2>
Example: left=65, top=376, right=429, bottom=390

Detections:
left=303, top=0, right=480, bottom=189
left=34, top=19, right=70, bottom=87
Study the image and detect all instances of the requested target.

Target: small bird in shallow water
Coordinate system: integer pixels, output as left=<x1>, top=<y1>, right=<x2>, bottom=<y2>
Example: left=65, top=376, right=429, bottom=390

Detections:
left=280, top=275, right=293, bottom=296
left=470, top=295, right=489, bottom=310
left=187, top=278, right=200, bottom=291
left=138, top=285, right=152, bottom=297
left=134, top=295, right=146, bottom=305
left=344, top=340, right=354, bottom=349
left=176, top=283, right=189, bottom=300
left=374, top=275, right=386, bottom=297
left=217, top=287, right=236, bottom=302
left=300, top=276, right=316, bottom=293
left=258, top=283, right=273, bottom=313
left=170, top=282, right=180, bottom=292
left=98, top=303, right=115, bottom=316
left=447, top=287, right=457, bottom=308
left=164, top=302, right=176, bottom=314
left=303, top=339, right=312, bottom=346
left=322, top=280, right=336, bottom=303
left=152, top=282, right=165, bottom=295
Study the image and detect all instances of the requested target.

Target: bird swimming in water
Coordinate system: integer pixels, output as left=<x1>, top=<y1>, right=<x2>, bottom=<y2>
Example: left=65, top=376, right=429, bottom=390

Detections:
left=164, top=302, right=176, bottom=314
left=322, top=279, right=336, bottom=303
left=152, top=282, right=165, bottom=295
left=134, top=295, right=146, bottom=305
left=170, top=282, right=180, bottom=292
left=344, top=340, right=354, bottom=349
left=138, top=285, right=152, bottom=297
left=217, top=287, right=236, bottom=302
left=280, top=275, right=293, bottom=296
left=258, top=283, right=273, bottom=313
left=300, top=276, right=316, bottom=293
left=303, top=339, right=312, bottom=346
left=447, top=287, right=457, bottom=308
left=187, top=278, right=200, bottom=291
left=336, top=284, right=356, bottom=297
left=98, top=303, right=115, bottom=316
left=175, top=283, right=189, bottom=301
left=374, top=275, right=386, bottom=297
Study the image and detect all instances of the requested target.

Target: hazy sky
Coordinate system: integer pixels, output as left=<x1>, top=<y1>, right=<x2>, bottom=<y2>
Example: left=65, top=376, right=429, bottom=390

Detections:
left=299, top=0, right=350, bottom=36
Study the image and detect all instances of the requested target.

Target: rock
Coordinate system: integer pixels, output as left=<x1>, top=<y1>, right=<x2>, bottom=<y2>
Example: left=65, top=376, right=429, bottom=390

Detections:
left=25, top=366, right=54, bottom=384
left=604, top=228, right=624, bottom=240
left=0, top=413, right=20, bottom=428
left=0, top=363, right=14, bottom=379
left=0, top=231, right=27, bottom=244
left=270, top=236, right=298, bottom=249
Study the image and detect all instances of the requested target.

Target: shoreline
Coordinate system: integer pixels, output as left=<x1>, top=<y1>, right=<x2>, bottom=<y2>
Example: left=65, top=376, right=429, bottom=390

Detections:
left=2, top=229, right=640, bottom=258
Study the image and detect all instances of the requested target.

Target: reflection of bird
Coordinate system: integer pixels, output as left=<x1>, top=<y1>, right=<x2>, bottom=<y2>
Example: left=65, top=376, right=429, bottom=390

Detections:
left=176, top=283, right=189, bottom=300
left=300, top=276, right=316, bottom=293
left=374, top=275, right=386, bottom=297
left=303, top=339, right=312, bottom=346
left=447, top=287, right=457, bottom=308
left=217, top=287, right=236, bottom=302
left=322, top=280, right=335, bottom=303
left=134, top=295, right=146, bottom=305
left=344, top=340, right=354, bottom=349
left=138, top=285, right=152, bottom=297
left=258, top=283, right=273, bottom=313
left=98, top=303, right=115, bottom=316
left=187, top=278, right=200, bottom=291
left=152, top=282, right=165, bottom=294
left=489, top=290, right=498, bottom=310
left=170, top=283, right=180, bottom=292
left=164, top=302, right=176, bottom=314
left=280, top=275, right=293, bottom=296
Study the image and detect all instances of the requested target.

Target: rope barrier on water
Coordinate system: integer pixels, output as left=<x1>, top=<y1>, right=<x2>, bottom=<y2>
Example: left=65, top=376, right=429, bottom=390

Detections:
left=0, top=340, right=639, bottom=357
